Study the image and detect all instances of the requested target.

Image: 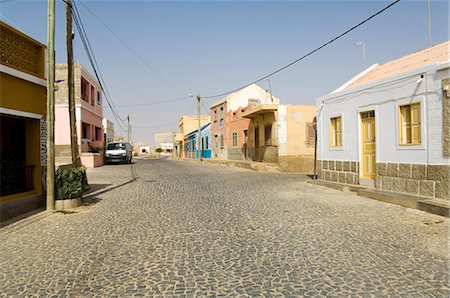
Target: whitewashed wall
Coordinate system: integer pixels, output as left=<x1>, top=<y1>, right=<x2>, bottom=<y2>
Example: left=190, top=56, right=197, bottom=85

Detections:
left=317, top=62, right=449, bottom=166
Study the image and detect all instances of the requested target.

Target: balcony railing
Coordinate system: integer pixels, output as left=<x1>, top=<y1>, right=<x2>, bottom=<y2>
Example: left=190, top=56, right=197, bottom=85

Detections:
left=0, top=165, right=35, bottom=197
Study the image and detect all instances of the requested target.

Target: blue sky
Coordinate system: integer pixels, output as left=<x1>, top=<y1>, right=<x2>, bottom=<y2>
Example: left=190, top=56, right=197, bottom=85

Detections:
left=1, top=0, right=449, bottom=145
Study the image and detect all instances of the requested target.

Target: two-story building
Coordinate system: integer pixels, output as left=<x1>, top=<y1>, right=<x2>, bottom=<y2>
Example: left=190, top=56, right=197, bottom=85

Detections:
left=178, top=115, right=210, bottom=158
left=55, top=63, right=104, bottom=168
left=210, top=84, right=279, bottom=160
left=0, top=21, right=47, bottom=224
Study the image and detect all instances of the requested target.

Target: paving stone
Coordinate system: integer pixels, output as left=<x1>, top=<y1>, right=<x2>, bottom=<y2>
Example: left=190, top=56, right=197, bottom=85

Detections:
left=0, top=159, right=448, bottom=296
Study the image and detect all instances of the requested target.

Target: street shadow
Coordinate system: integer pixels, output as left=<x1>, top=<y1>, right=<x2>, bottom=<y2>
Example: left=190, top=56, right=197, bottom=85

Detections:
left=81, top=177, right=137, bottom=206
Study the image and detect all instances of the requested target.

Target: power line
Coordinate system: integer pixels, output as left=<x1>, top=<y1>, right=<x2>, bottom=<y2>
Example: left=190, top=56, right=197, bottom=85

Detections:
left=133, top=122, right=178, bottom=130
left=72, top=0, right=123, bottom=121
left=202, top=0, right=401, bottom=99
left=70, top=0, right=127, bottom=132
left=104, top=96, right=190, bottom=108
left=76, top=0, right=185, bottom=97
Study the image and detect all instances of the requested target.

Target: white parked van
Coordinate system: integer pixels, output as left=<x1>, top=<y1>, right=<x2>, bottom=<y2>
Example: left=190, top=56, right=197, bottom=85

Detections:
left=105, top=142, right=133, bottom=164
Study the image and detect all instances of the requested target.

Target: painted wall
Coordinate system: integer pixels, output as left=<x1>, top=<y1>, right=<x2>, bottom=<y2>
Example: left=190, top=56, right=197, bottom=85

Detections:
left=0, top=21, right=47, bottom=218
left=317, top=62, right=450, bottom=166
left=55, top=64, right=104, bottom=158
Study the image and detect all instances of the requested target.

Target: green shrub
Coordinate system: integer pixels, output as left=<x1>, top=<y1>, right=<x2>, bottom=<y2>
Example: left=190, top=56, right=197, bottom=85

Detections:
left=55, top=166, right=89, bottom=199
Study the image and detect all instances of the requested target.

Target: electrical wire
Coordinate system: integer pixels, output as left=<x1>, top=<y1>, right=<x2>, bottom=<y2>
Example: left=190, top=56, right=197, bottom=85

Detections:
left=70, top=1, right=127, bottom=133
left=104, top=96, right=190, bottom=108
left=75, top=0, right=185, bottom=97
left=202, top=0, right=401, bottom=99
left=72, top=1, right=123, bottom=121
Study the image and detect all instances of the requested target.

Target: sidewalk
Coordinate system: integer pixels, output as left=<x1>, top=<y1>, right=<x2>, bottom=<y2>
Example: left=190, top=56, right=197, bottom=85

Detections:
left=174, top=157, right=281, bottom=173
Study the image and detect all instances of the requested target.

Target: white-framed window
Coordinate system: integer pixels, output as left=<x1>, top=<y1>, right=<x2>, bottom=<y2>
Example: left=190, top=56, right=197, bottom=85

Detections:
left=399, top=103, right=421, bottom=145
left=220, top=134, right=224, bottom=149
left=330, top=116, right=342, bottom=147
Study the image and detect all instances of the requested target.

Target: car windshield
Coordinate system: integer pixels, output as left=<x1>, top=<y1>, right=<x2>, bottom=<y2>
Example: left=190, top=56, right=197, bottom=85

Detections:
left=107, top=143, right=126, bottom=150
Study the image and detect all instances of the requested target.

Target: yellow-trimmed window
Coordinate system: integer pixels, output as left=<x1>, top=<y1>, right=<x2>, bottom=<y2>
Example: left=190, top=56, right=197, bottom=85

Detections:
left=330, top=116, right=342, bottom=147
left=399, top=103, right=421, bottom=145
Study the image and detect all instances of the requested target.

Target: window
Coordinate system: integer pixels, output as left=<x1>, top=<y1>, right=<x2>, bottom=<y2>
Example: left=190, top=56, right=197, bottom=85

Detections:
left=399, top=103, right=421, bottom=145
left=220, top=135, right=224, bottom=149
left=90, top=86, right=95, bottom=105
left=214, top=110, right=217, bottom=121
left=232, top=132, right=238, bottom=147
left=205, top=136, right=209, bottom=149
left=330, top=116, right=342, bottom=147
left=82, top=122, right=89, bottom=139
left=81, top=78, right=89, bottom=102
left=306, top=123, right=316, bottom=146
left=97, top=91, right=101, bottom=105
left=214, top=135, right=218, bottom=148
left=95, top=127, right=102, bottom=141
left=220, top=107, right=224, bottom=119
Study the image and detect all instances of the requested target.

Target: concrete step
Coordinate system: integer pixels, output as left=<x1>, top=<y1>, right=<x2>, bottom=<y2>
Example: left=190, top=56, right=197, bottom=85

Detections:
left=358, top=189, right=449, bottom=218
left=307, top=179, right=367, bottom=193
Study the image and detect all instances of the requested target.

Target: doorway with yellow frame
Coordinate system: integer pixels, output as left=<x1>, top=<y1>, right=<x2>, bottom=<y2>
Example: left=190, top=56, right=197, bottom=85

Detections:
left=361, top=110, right=376, bottom=184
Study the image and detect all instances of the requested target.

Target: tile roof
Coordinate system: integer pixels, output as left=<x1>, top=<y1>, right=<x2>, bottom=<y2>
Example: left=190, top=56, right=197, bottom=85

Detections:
left=346, top=40, right=450, bottom=90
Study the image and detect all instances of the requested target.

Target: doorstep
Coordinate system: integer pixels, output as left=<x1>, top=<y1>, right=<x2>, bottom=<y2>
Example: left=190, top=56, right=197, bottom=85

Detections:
left=358, top=188, right=449, bottom=218
left=307, top=179, right=367, bottom=193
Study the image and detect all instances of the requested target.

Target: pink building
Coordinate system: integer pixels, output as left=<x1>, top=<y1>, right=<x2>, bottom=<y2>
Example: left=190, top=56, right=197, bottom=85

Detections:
left=210, top=84, right=279, bottom=160
left=55, top=64, right=104, bottom=167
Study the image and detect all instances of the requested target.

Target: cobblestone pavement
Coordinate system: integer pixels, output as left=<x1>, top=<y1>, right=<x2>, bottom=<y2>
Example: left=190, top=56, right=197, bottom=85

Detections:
left=1, top=158, right=449, bottom=297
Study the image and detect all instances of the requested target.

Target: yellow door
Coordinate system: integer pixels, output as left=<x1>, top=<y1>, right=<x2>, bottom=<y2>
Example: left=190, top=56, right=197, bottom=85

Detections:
left=361, top=111, right=376, bottom=179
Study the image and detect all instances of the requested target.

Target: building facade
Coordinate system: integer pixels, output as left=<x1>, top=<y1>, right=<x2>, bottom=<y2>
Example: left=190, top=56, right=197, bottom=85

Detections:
left=210, top=84, right=279, bottom=160
left=178, top=115, right=210, bottom=158
left=242, top=104, right=316, bottom=172
left=184, top=123, right=212, bottom=159
left=316, top=41, right=450, bottom=200
left=102, top=118, right=114, bottom=146
left=55, top=63, right=104, bottom=167
left=0, top=21, right=47, bottom=223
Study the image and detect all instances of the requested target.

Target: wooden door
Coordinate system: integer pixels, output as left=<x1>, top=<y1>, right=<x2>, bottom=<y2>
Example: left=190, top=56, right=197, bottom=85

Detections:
left=361, top=111, right=376, bottom=179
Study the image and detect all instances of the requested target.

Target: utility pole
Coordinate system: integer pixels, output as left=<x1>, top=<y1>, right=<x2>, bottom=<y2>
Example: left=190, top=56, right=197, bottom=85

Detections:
left=427, top=0, right=432, bottom=47
left=197, top=94, right=201, bottom=160
left=66, top=0, right=80, bottom=167
left=46, top=0, right=56, bottom=210
left=355, top=41, right=366, bottom=69
left=127, top=114, right=131, bottom=143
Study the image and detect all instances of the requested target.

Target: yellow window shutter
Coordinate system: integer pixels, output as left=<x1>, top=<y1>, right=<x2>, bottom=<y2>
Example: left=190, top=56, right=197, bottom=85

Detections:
left=401, top=106, right=411, bottom=143
left=411, top=103, right=421, bottom=144
left=337, top=117, right=342, bottom=146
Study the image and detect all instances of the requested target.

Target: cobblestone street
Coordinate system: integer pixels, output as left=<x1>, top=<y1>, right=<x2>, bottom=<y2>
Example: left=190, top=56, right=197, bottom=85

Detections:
left=1, top=158, right=449, bottom=297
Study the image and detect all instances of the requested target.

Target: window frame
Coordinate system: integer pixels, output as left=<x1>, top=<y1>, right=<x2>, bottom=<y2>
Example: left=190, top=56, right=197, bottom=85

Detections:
left=398, top=102, right=421, bottom=146
left=329, top=116, right=342, bottom=148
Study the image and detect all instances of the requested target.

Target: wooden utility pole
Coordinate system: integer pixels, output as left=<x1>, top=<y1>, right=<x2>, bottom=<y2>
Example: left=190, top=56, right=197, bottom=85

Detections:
left=127, top=114, right=131, bottom=143
left=46, top=0, right=56, bottom=210
left=427, top=0, right=432, bottom=47
left=197, top=94, right=201, bottom=160
left=66, top=0, right=80, bottom=167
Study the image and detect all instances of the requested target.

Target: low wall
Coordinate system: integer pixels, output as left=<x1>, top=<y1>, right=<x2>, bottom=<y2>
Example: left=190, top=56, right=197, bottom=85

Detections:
left=376, top=163, right=449, bottom=200
left=318, top=160, right=360, bottom=185
left=0, top=192, right=44, bottom=225
left=278, top=155, right=314, bottom=173
left=80, top=153, right=103, bottom=168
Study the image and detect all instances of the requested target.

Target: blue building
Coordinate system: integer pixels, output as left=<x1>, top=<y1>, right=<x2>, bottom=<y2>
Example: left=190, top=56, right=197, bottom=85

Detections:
left=185, top=123, right=212, bottom=159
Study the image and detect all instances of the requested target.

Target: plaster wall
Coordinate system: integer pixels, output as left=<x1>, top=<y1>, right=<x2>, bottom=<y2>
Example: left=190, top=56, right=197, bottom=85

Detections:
left=317, top=63, right=450, bottom=166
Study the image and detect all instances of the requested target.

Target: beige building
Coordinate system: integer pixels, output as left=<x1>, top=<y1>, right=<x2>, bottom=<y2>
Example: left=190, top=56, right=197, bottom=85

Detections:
left=178, top=115, right=210, bottom=158
left=242, top=104, right=316, bottom=172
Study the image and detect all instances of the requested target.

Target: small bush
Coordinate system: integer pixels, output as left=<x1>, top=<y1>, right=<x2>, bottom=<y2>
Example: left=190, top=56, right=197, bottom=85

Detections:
left=55, top=166, right=89, bottom=199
